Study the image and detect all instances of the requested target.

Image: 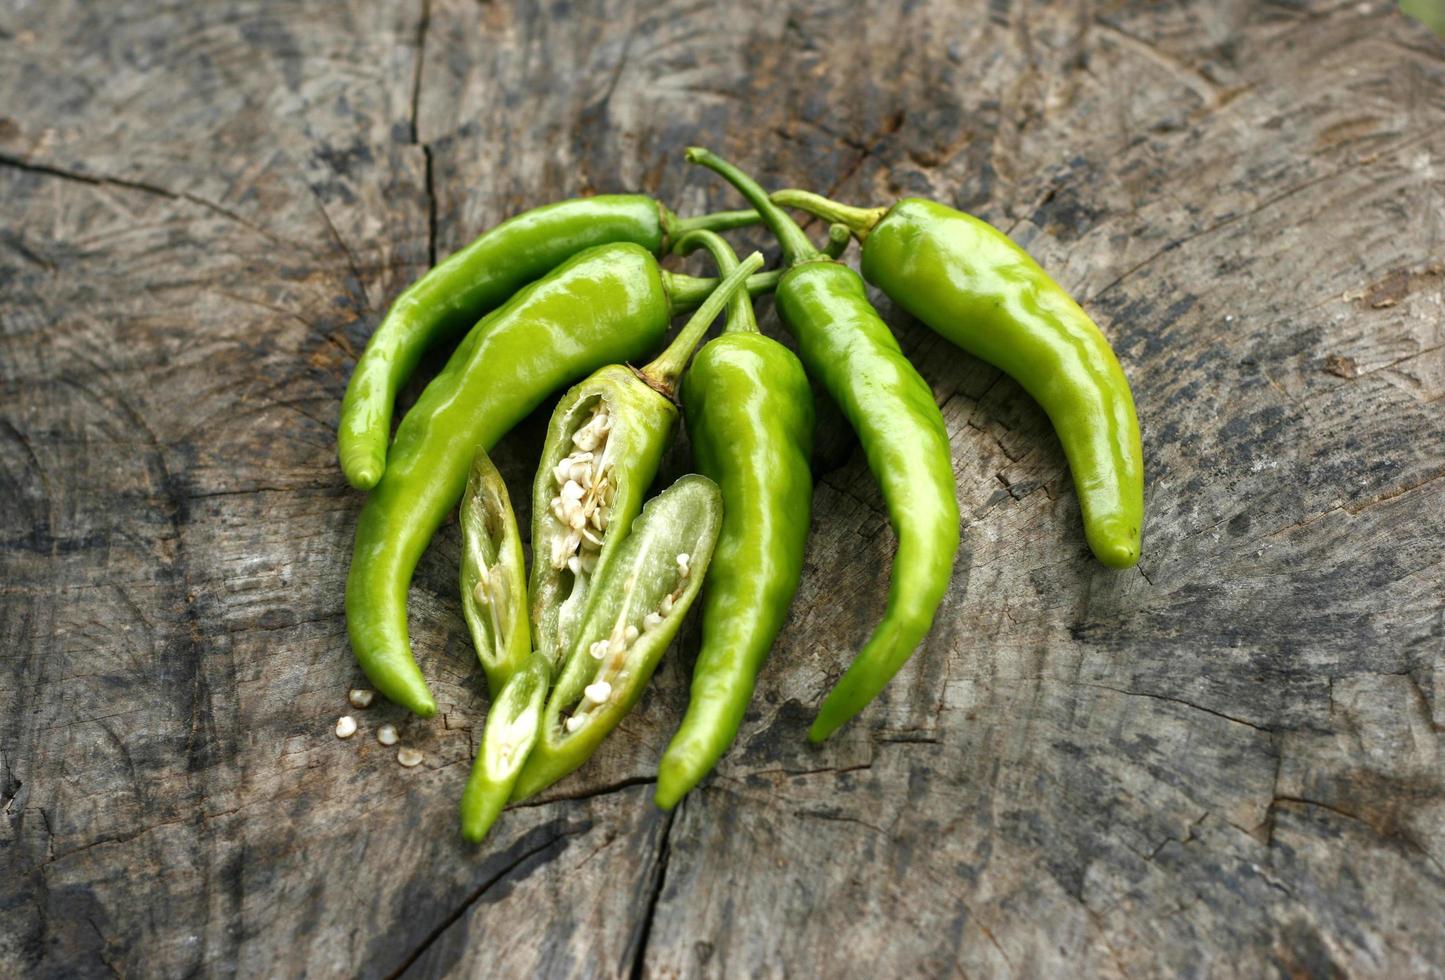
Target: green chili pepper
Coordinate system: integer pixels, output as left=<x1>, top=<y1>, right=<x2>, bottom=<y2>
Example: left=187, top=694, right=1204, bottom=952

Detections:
left=460, top=651, right=549, bottom=842
left=653, top=230, right=814, bottom=809
left=771, top=189, right=1144, bottom=568
left=687, top=148, right=960, bottom=742
left=459, top=448, right=530, bottom=697
left=338, top=195, right=759, bottom=490
left=508, top=252, right=762, bottom=802
left=457, top=447, right=540, bottom=843
left=346, top=242, right=768, bottom=718
left=510, top=474, right=724, bottom=801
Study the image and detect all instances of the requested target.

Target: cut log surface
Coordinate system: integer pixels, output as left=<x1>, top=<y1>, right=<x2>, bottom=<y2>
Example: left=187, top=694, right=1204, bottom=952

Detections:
left=2, top=1, right=1443, bottom=976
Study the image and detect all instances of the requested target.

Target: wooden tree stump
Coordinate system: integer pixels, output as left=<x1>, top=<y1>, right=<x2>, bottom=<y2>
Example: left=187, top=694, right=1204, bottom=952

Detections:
left=2, top=1, right=1442, bottom=976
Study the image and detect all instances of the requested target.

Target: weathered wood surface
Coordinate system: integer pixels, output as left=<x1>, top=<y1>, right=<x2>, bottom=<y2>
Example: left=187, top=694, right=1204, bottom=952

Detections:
left=2, top=0, right=1442, bottom=976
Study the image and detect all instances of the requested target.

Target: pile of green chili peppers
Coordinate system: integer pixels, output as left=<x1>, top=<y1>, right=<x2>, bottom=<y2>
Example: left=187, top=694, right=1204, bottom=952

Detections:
left=338, top=150, right=1144, bottom=844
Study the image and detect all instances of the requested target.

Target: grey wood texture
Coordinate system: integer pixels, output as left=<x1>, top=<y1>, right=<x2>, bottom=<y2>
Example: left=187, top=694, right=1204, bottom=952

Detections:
left=2, top=0, right=1442, bottom=977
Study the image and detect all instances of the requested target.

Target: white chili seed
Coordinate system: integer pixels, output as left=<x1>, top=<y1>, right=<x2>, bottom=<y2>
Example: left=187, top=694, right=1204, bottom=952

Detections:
left=396, top=747, right=423, bottom=767
left=348, top=689, right=374, bottom=709
left=473, top=580, right=490, bottom=605
left=377, top=724, right=398, bottom=746
left=642, top=612, right=663, bottom=632
left=584, top=680, right=612, bottom=703
left=335, top=715, right=357, bottom=738
left=624, top=625, right=639, bottom=643
left=565, top=714, right=586, bottom=733
left=660, top=594, right=674, bottom=615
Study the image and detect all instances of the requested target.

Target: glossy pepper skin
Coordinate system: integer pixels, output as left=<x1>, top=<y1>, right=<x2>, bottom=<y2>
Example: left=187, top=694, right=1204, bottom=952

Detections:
left=346, top=243, right=671, bottom=718
left=773, top=191, right=1144, bottom=568
left=338, top=195, right=757, bottom=490
left=654, top=231, right=814, bottom=809
left=687, top=148, right=960, bottom=742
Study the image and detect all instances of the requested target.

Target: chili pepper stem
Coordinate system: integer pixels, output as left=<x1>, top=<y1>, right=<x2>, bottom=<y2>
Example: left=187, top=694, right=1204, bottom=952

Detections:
left=675, top=230, right=756, bottom=334
left=642, top=251, right=764, bottom=394
left=769, top=189, right=888, bottom=242
left=684, top=148, right=821, bottom=267
left=659, top=205, right=761, bottom=248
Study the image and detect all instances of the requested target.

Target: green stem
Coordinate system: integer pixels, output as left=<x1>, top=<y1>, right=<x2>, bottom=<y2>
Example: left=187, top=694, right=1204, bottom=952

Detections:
left=684, top=148, right=820, bottom=267
left=660, top=206, right=761, bottom=248
left=664, top=224, right=846, bottom=313
left=674, top=229, right=757, bottom=334
left=665, top=268, right=778, bottom=313
left=644, top=251, right=764, bottom=392
left=768, top=189, right=888, bottom=241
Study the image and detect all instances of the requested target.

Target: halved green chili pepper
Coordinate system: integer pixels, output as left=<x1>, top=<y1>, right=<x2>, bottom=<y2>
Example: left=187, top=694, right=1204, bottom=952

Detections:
left=460, top=650, right=549, bottom=843
left=510, top=253, right=763, bottom=801
left=654, top=230, right=815, bottom=809
left=687, top=148, right=960, bottom=742
left=346, top=242, right=770, bottom=718
left=457, top=446, right=539, bottom=842
left=771, top=189, right=1144, bottom=568
left=338, top=195, right=759, bottom=490
left=511, top=474, right=724, bottom=801
left=459, top=448, right=530, bottom=697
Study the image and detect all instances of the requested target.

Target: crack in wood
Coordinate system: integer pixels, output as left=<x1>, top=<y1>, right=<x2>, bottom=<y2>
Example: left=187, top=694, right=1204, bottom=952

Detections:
left=383, top=823, right=590, bottom=980
left=0, top=151, right=282, bottom=244
left=627, top=804, right=676, bottom=980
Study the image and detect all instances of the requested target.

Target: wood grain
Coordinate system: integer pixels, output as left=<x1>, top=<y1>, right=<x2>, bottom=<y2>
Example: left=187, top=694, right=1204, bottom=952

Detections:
left=1, top=0, right=1441, bottom=976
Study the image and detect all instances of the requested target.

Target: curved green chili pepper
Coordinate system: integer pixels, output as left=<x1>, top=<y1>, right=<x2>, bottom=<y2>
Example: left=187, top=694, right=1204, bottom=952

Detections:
left=654, top=230, right=814, bottom=809
left=459, top=448, right=530, bottom=697
left=511, top=474, right=724, bottom=801
left=346, top=242, right=767, bottom=718
left=687, top=148, right=960, bottom=742
left=771, top=189, right=1144, bottom=568
left=338, top=194, right=759, bottom=490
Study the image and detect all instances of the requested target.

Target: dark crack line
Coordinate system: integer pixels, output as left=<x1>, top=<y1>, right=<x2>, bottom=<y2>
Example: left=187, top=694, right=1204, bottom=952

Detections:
left=1077, top=682, right=1274, bottom=733
left=627, top=805, right=677, bottom=980
left=1269, top=796, right=1445, bottom=880
left=410, top=0, right=436, bottom=268
left=385, top=826, right=586, bottom=980
left=0, top=151, right=282, bottom=244
left=511, top=774, right=658, bottom=809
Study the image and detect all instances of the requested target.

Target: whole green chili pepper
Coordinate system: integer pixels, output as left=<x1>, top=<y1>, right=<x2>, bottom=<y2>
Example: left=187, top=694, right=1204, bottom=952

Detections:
left=338, top=195, right=758, bottom=490
left=510, top=474, right=724, bottom=801
left=346, top=242, right=768, bottom=718
left=459, top=448, right=530, bottom=697
left=687, top=148, right=960, bottom=742
left=510, top=253, right=763, bottom=802
left=771, top=189, right=1144, bottom=568
left=654, top=230, right=814, bottom=809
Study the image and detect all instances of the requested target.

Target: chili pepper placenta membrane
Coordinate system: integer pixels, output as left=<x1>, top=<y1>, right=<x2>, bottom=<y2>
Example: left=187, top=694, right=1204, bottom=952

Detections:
left=511, top=474, right=724, bottom=801
left=654, top=230, right=814, bottom=809
left=338, top=195, right=758, bottom=490
left=772, top=189, right=1144, bottom=568
left=346, top=242, right=765, bottom=718
left=687, top=148, right=960, bottom=742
